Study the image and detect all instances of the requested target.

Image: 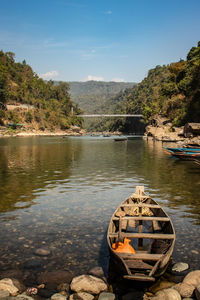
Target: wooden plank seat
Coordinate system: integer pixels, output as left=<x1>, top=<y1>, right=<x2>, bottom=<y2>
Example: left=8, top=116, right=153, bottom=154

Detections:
left=123, top=274, right=155, bottom=281
left=113, top=216, right=170, bottom=221
left=125, top=259, right=153, bottom=270
left=122, top=203, right=161, bottom=208
left=119, top=253, right=163, bottom=261
left=109, top=232, right=175, bottom=239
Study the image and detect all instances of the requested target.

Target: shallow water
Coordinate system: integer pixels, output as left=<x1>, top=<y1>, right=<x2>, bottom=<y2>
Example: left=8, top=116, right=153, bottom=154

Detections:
left=0, top=136, right=199, bottom=279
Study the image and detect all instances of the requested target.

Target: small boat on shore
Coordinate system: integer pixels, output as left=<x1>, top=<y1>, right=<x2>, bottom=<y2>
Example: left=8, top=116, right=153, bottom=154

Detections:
left=107, top=186, right=175, bottom=282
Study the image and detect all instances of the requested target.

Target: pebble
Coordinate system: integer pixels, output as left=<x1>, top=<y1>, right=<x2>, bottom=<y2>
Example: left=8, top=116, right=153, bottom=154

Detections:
left=34, top=248, right=51, bottom=256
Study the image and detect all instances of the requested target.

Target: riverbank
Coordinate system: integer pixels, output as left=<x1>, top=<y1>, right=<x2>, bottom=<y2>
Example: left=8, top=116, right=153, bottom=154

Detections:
left=1, top=264, right=200, bottom=300
left=0, top=127, right=86, bottom=138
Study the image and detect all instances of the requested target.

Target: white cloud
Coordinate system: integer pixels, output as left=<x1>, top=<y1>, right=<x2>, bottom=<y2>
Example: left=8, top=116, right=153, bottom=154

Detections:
left=82, top=75, right=104, bottom=81
left=111, top=78, right=125, bottom=82
left=40, top=70, right=59, bottom=79
left=105, top=10, right=112, bottom=15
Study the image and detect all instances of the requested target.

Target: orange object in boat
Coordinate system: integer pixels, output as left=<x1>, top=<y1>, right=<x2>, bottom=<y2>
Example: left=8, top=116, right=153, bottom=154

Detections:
left=112, top=238, right=135, bottom=254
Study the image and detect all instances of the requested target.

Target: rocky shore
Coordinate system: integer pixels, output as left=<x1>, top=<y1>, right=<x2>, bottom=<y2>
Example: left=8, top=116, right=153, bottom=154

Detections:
left=1, top=263, right=200, bottom=300
left=144, top=115, right=200, bottom=146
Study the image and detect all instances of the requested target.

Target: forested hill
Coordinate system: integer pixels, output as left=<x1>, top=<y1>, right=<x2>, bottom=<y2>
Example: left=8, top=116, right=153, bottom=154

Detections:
left=104, top=41, right=200, bottom=133
left=0, top=51, right=82, bottom=131
left=67, top=81, right=137, bottom=113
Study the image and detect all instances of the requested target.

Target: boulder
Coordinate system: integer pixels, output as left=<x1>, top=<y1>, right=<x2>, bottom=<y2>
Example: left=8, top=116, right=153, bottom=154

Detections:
left=51, top=293, right=67, bottom=300
left=183, top=270, right=200, bottom=287
left=148, top=288, right=181, bottom=300
left=173, top=282, right=194, bottom=298
left=69, top=292, right=94, bottom=300
left=0, top=278, right=19, bottom=296
left=70, top=275, right=107, bottom=294
left=98, top=292, right=115, bottom=300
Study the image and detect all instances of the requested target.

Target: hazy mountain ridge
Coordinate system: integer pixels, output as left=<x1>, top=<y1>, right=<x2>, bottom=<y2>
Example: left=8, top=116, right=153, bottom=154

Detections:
left=67, top=81, right=137, bottom=113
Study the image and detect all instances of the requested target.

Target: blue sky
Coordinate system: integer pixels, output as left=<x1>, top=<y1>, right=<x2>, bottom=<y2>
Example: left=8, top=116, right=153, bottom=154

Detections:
left=1, top=0, right=200, bottom=82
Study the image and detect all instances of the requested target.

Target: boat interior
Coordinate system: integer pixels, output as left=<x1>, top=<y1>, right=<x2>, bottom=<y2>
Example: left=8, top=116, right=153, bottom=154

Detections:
left=108, top=188, right=175, bottom=281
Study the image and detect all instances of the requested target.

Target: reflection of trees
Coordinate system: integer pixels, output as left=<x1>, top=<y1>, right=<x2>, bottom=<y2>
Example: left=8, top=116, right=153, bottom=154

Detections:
left=126, top=139, right=200, bottom=223
left=0, top=137, right=82, bottom=213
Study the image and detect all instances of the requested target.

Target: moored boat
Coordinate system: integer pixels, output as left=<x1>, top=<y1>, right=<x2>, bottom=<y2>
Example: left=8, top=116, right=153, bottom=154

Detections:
left=114, top=137, right=127, bottom=141
left=107, top=186, right=175, bottom=282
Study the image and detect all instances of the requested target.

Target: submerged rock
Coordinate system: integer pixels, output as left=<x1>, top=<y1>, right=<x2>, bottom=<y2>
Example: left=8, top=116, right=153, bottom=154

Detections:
left=70, top=275, right=107, bottom=294
left=37, top=270, right=73, bottom=288
left=34, top=248, right=51, bottom=256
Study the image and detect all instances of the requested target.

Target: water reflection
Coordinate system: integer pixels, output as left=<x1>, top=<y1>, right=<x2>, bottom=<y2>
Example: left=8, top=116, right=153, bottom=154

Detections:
left=0, top=136, right=199, bottom=282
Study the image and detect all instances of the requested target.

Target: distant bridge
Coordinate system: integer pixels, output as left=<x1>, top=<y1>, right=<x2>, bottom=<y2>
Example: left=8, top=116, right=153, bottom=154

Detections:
left=78, top=114, right=143, bottom=118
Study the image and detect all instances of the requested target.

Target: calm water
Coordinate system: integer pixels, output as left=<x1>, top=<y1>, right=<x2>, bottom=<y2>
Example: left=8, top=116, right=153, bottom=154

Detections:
left=0, top=136, right=200, bottom=280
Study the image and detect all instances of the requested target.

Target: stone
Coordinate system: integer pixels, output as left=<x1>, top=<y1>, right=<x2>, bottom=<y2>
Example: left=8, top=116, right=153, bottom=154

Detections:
left=88, top=267, right=105, bottom=278
left=51, top=293, right=67, bottom=300
left=150, top=288, right=181, bottom=300
left=171, top=262, right=189, bottom=274
left=98, top=292, right=115, bottom=300
left=195, top=284, right=200, bottom=300
left=69, top=292, right=94, bottom=300
left=0, top=290, right=10, bottom=298
left=37, top=288, right=57, bottom=298
left=183, top=270, right=200, bottom=287
left=0, top=278, right=19, bottom=296
left=173, top=283, right=194, bottom=298
left=34, top=248, right=51, bottom=256
left=70, top=275, right=107, bottom=294
left=37, top=270, right=73, bottom=288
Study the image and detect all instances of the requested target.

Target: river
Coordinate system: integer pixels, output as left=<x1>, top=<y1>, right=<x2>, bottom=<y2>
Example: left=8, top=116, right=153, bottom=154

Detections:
left=0, top=136, right=199, bottom=282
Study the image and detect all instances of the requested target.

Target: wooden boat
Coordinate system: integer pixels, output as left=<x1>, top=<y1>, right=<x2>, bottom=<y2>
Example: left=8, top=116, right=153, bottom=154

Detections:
left=164, top=147, right=200, bottom=153
left=114, top=137, right=127, bottom=142
left=107, top=186, right=175, bottom=282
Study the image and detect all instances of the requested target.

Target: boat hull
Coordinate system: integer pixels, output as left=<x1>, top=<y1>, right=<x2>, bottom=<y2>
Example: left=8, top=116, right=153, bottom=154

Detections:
left=107, top=186, right=175, bottom=282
